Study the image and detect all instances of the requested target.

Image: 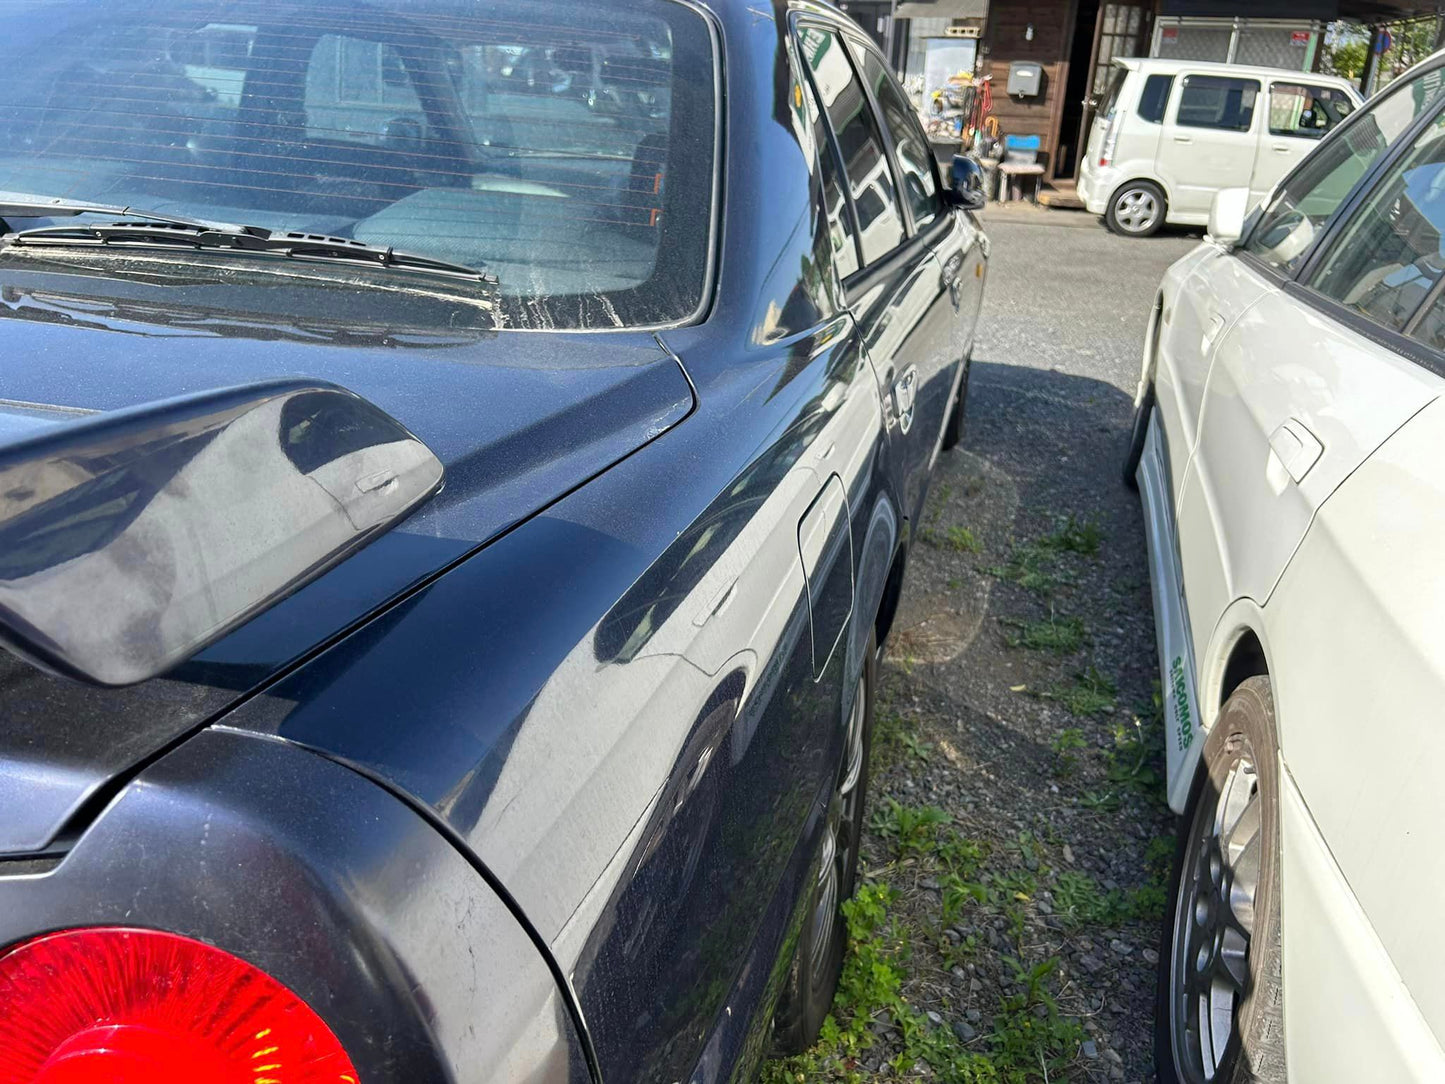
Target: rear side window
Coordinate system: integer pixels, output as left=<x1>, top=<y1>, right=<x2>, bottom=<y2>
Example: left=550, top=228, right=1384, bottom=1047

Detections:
left=1245, top=69, right=1445, bottom=272
left=814, top=114, right=861, bottom=280
left=1137, top=74, right=1173, bottom=124
left=1269, top=82, right=1356, bottom=139
left=1308, top=111, right=1445, bottom=338
left=800, top=25, right=906, bottom=264
left=0, top=0, right=717, bottom=331
left=1097, top=66, right=1128, bottom=120
left=856, top=47, right=943, bottom=232
left=1176, top=75, right=1259, bottom=132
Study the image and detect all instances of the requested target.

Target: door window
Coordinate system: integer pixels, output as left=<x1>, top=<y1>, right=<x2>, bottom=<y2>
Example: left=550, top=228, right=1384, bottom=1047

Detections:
left=1175, top=74, right=1259, bottom=132
left=304, top=36, right=426, bottom=145
left=1137, top=73, right=1173, bottom=124
left=1245, top=69, right=1445, bottom=272
left=1307, top=110, right=1445, bottom=335
left=799, top=24, right=906, bottom=264
left=856, top=47, right=943, bottom=231
left=1268, top=82, right=1355, bottom=139
left=814, top=113, right=861, bottom=279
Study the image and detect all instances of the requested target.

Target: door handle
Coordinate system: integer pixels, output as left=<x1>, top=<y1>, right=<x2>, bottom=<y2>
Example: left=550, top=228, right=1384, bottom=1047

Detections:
left=1268, top=418, right=1323, bottom=483
left=1202, top=312, right=1226, bottom=353
left=1271, top=141, right=1291, bottom=153
left=1173, top=135, right=1193, bottom=144
left=893, top=367, right=918, bottom=435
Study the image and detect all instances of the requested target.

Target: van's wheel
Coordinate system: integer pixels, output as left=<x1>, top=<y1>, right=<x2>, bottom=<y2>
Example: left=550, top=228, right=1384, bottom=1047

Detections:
left=1107, top=180, right=1166, bottom=237
left=1155, top=677, right=1285, bottom=1084
left=772, top=631, right=876, bottom=1053
left=1122, top=383, right=1154, bottom=489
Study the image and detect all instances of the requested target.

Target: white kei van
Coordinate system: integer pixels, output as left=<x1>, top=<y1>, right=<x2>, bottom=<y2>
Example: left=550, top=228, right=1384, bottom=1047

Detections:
left=1077, top=57, right=1361, bottom=237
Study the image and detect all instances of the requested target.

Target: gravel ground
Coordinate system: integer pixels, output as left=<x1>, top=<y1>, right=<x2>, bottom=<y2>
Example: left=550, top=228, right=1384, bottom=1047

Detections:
left=764, top=212, right=1203, bottom=1084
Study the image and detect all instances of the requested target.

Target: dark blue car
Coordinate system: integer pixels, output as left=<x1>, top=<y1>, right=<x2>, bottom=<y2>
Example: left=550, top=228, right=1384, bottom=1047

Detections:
left=0, top=0, right=987, bottom=1080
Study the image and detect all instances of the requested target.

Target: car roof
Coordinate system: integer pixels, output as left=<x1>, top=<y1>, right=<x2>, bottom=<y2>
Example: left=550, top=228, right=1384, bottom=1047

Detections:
left=1111, top=55, right=1360, bottom=93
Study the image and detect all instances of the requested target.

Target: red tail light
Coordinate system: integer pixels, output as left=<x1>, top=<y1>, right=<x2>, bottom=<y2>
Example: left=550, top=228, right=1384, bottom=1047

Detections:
left=0, top=928, right=359, bottom=1084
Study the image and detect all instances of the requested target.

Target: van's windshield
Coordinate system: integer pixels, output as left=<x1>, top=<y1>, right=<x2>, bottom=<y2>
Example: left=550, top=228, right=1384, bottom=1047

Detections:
left=0, top=0, right=717, bottom=329
left=1098, top=66, right=1129, bottom=121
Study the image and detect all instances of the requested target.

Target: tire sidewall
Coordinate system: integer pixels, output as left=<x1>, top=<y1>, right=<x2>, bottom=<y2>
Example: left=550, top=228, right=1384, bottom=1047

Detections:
left=1107, top=181, right=1166, bottom=238
left=772, top=632, right=877, bottom=1052
left=1155, top=676, right=1285, bottom=1084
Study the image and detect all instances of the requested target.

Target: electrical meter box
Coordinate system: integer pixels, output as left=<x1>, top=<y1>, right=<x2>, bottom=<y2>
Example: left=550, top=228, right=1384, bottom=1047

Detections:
left=1007, top=61, right=1043, bottom=97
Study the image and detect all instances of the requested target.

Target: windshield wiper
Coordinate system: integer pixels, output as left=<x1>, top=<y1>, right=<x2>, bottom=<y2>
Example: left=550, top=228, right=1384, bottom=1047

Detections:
left=2, top=216, right=496, bottom=287
left=0, top=193, right=241, bottom=233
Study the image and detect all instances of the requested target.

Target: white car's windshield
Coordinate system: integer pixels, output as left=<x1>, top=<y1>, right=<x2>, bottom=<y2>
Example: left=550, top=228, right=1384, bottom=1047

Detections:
left=0, top=0, right=717, bottom=329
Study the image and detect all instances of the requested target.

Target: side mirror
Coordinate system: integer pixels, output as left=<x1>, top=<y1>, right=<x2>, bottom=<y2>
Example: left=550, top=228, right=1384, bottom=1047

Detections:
left=950, top=154, right=987, bottom=211
left=1207, top=187, right=1252, bottom=248
left=0, top=381, right=442, bottom=685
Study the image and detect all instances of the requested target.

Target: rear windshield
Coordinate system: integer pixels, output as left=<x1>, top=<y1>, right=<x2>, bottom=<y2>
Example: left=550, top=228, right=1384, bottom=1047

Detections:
left=0, top=0, right=717, bottom=330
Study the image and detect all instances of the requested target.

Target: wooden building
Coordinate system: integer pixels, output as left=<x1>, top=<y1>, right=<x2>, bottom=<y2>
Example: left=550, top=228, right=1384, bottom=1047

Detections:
left=979, top=0, right=1442, bottom=183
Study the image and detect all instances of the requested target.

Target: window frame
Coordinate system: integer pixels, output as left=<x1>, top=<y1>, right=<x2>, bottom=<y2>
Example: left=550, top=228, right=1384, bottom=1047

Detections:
left=1172, top=72, right=1261, bottom=134
left=1136, top=72, right=1173, bottom=125
left=1265, top=79, right=1352, bottom=141
left=1284, top=92, right=1445, bottom=375
left=1234, top=59, right=1445, bottom=293
left=848, top=37, right=947, bottom=235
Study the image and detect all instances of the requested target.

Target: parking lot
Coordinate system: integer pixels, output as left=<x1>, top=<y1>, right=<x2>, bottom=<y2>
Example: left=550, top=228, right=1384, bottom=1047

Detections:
left=766, top=212, right=1202, bottom=1083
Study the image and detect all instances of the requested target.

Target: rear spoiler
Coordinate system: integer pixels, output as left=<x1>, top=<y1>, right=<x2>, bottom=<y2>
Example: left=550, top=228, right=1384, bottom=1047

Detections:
left=0, top=381, right=442, bottom=686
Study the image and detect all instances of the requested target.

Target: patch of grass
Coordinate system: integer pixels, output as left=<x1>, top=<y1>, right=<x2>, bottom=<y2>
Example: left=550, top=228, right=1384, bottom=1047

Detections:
left=947, top=576, right=963, bottom=590
left=871, top=799, right=952, bottom=860
left=1050, top=727, right=1087, bottom=778
left=871, top=701, right=923, bottom=770
left=1002, top=613, right=1088, bottom=654
left=1039, top=514, right=1102, bottom=556
left=1052, top=869, right=1167, bottom=929
left=1079, top=789, right=1122, bottom=814
left=922, top=524, right=982, bottom=553
left=1040, top=666, right=1117, bottom=718
left=1106, top=715, right=1162, bottom=796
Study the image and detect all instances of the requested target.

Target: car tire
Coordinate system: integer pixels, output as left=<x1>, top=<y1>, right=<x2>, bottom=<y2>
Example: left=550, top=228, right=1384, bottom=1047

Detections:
left=771, top=630, right=876, bottom=1054
left=1155, top=676, right=1286, bottom=1084
left=940, top=354, right=971, bottom=452
left=1122, top=383, right=1154, bottom=489
left=1106, top=180, right=1167, bottom=238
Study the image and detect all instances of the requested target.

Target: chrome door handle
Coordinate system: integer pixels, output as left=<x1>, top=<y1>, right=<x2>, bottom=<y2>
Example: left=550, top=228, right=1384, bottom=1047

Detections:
left=1268, top=418, right=1323, bottom=483
left=893, top=367, right=918, bottom=435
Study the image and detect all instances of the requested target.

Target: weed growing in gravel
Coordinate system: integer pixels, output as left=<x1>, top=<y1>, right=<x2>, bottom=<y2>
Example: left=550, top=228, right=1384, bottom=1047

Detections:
left=1053, top=667, right=1117, bottom=717
left=1039, top=514, right=1102, bottom=556
left=763, top=879, right=1085, bottom=1084
left=922, top=524, right=982, bottom=553
left=1052, top=867, right=1170, bottom=930
left=871, top=799, right=952, bottom=860
left=1002, top=613, right=1088, bottom=654
left=985, top=515, right=1102, bottom=598
left=1050, top=728, right=1087, bottom=777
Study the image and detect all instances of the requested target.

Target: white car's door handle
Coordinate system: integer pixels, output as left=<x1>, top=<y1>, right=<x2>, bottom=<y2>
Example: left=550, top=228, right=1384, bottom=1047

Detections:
left=1268, top=418, right=1324, bottom=483
left=1202, top=312, right=1226, bottom=353
left=1271, top=141, right=1291, bottom=153
left=1173, top=135, right=1193, bottom=144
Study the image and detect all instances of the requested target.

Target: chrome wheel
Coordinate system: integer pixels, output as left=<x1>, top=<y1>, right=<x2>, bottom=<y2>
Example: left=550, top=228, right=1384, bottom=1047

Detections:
left=1170, top=752, right=1261, bottom=1082
left=1114, top=188, right=1160, bottom=234
left=808, top=675, right=867, bottom=988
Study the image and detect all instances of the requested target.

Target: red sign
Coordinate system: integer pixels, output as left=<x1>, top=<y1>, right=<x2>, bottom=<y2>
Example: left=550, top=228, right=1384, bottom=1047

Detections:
left=1161, top=26, right=1178, bottom=42
left=1291, top=31, right=1311, bottom=47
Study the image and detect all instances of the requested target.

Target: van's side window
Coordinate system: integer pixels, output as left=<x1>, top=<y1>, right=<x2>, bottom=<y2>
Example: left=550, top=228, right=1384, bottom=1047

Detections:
left=1269, top=83, right=1355, bottom=139
left=1176, top=75, right=1258, bottom=132
left=1137, top=74, right=1173, bottom=124
left=1244, top=68, right=1445, bottom=272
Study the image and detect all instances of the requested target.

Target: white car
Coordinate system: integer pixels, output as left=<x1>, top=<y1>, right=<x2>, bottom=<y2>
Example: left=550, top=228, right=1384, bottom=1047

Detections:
left=1127, top=53, right=1445, bottom=1084
left=1079, top=57, right=1360, bottom=238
